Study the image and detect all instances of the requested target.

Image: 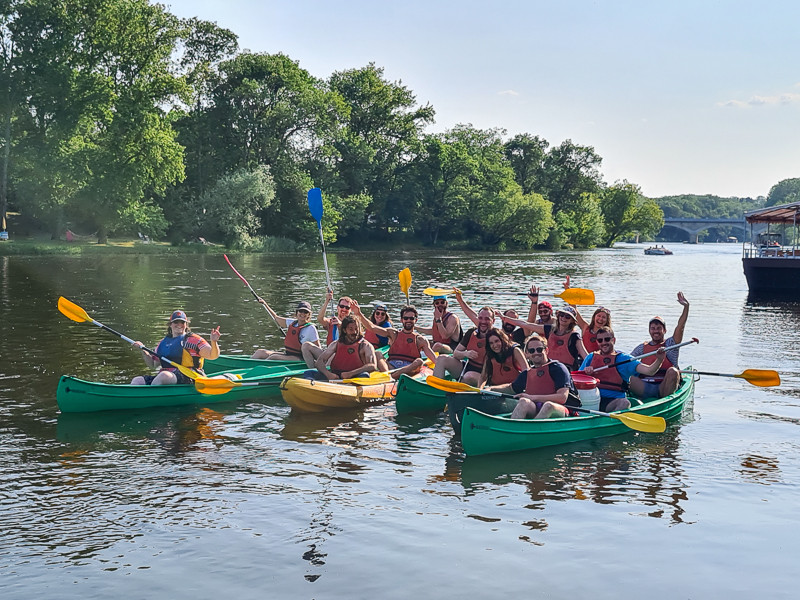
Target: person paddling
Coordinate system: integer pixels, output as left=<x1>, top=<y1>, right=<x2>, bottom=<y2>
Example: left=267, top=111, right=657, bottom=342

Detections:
left=250, top=299, right=320, bottom=360
left=131, top=310, right=221, bottom=385
left=627, top=292, right=690, bottom=399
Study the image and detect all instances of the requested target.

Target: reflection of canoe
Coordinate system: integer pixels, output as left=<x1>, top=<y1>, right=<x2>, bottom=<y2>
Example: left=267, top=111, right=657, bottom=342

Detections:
left=204, top=345, right=390, bottom=375
left=460, top=372, right=695, bottom=456
left=57, top=364, right=305, bottom=413
left=394, top=374, right=448, bottom=414
left=280, top=367, right=432, bottom=413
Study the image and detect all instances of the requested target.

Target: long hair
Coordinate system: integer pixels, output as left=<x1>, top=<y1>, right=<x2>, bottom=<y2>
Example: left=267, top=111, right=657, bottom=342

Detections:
left=370, top=306, right=392, bottom=326
left=484, top=328, right=513, bottom=383
left=165, top=318, right=191, bottom=338
left=589, top=307, right=612, bottom=331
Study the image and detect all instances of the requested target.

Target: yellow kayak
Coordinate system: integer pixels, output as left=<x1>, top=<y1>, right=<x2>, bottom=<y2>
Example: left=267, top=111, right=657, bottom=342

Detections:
left=280, top=367, right=432, bottom=413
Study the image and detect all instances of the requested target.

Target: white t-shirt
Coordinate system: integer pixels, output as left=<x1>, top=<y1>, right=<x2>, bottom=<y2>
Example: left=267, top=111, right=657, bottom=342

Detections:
left=282, top=318, right=320, bottom=345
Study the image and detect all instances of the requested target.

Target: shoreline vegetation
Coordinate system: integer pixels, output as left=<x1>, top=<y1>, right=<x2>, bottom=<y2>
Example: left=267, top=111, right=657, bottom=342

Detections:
left=1, top=2, right=792, bottom=253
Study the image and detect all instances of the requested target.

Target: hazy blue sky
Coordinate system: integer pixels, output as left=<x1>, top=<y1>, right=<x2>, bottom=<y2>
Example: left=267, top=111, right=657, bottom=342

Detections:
left=165, top=0, right=800, bottom=199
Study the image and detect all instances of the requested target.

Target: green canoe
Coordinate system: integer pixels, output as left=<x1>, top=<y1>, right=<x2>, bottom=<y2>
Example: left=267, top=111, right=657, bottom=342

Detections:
left=204, top=345, right=390, bottom=375
left=56, top=364, right=307, bottom=413
left=460, top=371, right=696, bottom=456
left=394, top=374, right=448, bottom=414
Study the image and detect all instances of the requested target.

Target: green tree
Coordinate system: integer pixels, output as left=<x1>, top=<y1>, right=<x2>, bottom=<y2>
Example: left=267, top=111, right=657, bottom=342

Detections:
left=600, top=181, right=664, bottom=247
left=766, top=178, right=800, bottom=207
left=504, top=133, right=549, bottom=195
left=540, top=139, right=604, bottom=212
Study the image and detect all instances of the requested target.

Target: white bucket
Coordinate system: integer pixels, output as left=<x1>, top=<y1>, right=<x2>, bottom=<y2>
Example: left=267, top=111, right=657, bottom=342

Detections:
left=572, top=372, right=601, bottom=411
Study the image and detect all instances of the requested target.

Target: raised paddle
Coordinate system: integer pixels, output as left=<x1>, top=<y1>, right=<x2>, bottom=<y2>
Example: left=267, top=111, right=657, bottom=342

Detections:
left=195, top=370, right=394, bottom=395
left=681, top=369, right=780, bottom=387
left=399, top=268, right=412, bottom=304
left=223, top=254, right=286, bottom=335
left=589, top=338, right=700, bottom=373
left=423, top=287, right=595, bottom=306
left=57, top=296, right=201, bottom=381
left=424, top=376, right=666, bottom=433
left=308, top=187, right=337, bottom=341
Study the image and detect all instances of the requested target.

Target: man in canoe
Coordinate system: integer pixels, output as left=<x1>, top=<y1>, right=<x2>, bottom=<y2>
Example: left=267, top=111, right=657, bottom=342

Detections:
left=432, top=305, right=494, bottom=386
left=628, top=292, right=690, bottom=399
left=354, top=302, right=437, bottom=378
left=249, top=299, right=320, bottom=360
left=415, top=295, right=462, bottom=353
left=488, top=333, right=579, bottom=419
left=581, top=326, right=667, bottom=411
left=302, top=290, right=354, bottom=367
left=312, top=315, right=378, bottom=381
left=131, top=310, right=221, bottom=385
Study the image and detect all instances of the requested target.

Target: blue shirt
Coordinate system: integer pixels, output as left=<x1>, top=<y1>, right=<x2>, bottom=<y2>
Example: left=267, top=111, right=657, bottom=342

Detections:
left=579, top=352, right=641, bottom=399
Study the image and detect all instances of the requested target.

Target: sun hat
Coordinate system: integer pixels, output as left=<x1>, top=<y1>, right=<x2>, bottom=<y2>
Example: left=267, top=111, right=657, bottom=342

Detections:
left=556, top=306, right=578, bottom=320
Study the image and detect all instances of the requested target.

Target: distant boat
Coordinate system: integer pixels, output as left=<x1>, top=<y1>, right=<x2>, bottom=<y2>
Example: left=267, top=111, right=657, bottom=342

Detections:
left=742, top=202, right=800, bottom=296
left=644, top=246, right=673, bottom=255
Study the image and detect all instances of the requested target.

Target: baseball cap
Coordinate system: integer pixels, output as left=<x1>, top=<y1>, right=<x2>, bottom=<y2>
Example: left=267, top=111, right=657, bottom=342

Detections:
left=649, top=316, right=666, bottom=327
left=296, top=301, right=312, bottom=312
left=538, top=301, right=553, bottom=310
left=170, top=310, right=188, bottom=322
left=432, top=295, right=447, bottom=301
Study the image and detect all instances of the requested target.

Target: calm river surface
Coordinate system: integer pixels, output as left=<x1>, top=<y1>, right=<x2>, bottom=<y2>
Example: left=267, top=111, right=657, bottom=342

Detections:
left=2, top=244, right=799, bottom=599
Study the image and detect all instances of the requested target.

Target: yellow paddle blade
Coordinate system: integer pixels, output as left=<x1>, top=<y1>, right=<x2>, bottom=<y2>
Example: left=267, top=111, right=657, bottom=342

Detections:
left=738, top=369, right=781, bottom=387
left=423, top=287, right=455, bottom=296
left=612, top=412, right=666, bottom=433
left=58, top=296, right=91, bottom=323
left=425, top=375, right=478, bottom=393
left=555, top=287, right=595, bottom=306
left=195, top=377, right=238, bottom=395
left=174, top=363, right=201, bottom=381
left=399, top=268, right=412, bottom=302
left=342, top=372, right=392, bottom=385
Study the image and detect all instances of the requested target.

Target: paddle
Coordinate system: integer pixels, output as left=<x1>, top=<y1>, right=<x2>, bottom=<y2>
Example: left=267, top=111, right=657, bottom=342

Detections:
left=195, top=370, right=393, bottom=396
left=425, top=376, right=665, bottom=433
left=223, top=254, right=286, bottom=335
left=308, top=187, right=337, bottom=341
left=590, top=338, right=700, bottom=373
left=399, top=268, right=412, bottom=304
left=681, top=369, right=780, bottom=387
left=423, top=287, right=595, bottom=306
left=57, top=296, right=200, bottom=381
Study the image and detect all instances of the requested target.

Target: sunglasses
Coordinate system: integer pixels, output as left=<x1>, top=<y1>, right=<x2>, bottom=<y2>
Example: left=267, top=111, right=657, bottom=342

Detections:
left=538, top=308, right=551, bottom=313
left=525, top=347, right=545, bottom=354
left=558, top=314, right=573, bottom=319
left=374, top=310, right=386, bottom=316
left=433, top=301, right=446, bottom=306
left=338, top=304, right=351, bottom=310
left=596, top=336, right=613, bottom=343
left=401, top=316, right=416, bottom=321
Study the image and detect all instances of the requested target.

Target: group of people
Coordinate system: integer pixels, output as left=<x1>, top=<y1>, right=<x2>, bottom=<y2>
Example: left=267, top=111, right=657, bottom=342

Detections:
left=129, top=282, right=692, bottom=425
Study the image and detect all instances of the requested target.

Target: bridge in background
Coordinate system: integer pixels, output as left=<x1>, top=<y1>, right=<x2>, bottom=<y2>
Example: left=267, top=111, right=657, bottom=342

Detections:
left=661, top=217, right=765, bottom=243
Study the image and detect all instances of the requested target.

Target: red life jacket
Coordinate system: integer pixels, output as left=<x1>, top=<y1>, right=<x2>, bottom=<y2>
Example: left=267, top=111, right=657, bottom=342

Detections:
left=365, top=322, right=392, bottom=346
left=329, top=339, right=367, bottom=375
left=638, top=341, right=674, bottom=381
left=489, top=353, right=522, bottom=385
left=524, top=361, right=559, bottom=395
left=589, top=352, right=627, bottom=393
left=462, top=328, right=487, bottom=370
left=325, top=322, right=337, bottom=345
left=582, top=327, right=600, bottom=353
left=547, top=329, right=580, bottom=369
left=432, top=312, right=460, bottom=345
left=388, top=330, right=421, bottom=362
left=284, top=320, right=312, bottom=356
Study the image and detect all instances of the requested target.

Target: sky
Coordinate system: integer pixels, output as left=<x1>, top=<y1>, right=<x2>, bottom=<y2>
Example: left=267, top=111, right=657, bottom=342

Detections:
left=163, top=0, right=800, bottom=199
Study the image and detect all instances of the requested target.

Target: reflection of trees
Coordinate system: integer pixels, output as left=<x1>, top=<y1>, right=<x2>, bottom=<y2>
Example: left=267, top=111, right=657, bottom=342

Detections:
left=737, top=453, right=783, bottom=485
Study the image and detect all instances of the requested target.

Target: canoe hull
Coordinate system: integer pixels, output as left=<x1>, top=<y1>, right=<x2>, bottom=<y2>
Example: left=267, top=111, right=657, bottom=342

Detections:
left=460, top=372, right=695, bottom=456
left=204, top=345, right=390, bottom=375
left=394, top=374, right=448, bottom=414
left=56, top=364, right=306, bottom=413
left=281, top=367, right=432, bottom=413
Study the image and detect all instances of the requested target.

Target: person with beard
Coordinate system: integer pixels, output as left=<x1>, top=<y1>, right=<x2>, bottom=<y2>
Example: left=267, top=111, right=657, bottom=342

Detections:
left=479, top=328, right=527, bottom=387
left=249, top=299, right=320, bottom=360
left=627, top=292, right=690, bottom=399
left=488, top=333, right=579, bottom=419
left=313, top=315, right=377, bottom=381
left=581, top=326, right=667, bottom=411
left=131, top=310, right=221, bottom=385
left=432, top=306, right=494, bottom=387
left=302, top=290, right=354, bottom=368
left=414, top=295, right=462, bottom=353
left=357, top=305, right=436, bottom=379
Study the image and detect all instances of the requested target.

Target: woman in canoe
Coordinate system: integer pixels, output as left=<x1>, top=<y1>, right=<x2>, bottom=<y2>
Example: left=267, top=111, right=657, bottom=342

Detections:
left=363, top=302, right=393, bottom=348
left=250, top=299, right=320, bottom=360
left=131, top=310, right=221, bottom=385
left=479, top=328, right=527, bottom=388
left=563, top=275, right=612, bottom=353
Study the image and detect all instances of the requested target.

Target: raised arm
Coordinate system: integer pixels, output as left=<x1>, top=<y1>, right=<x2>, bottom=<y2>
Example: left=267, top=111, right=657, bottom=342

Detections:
left=454, top=289, right=479, bottom=326
left=256, top=297, right=284, bottom=326
left=526, top=285, right=540, bottom=322
left=672, top=292, right=690, bottom=344
left=495, top=309, right=545, bottom=335
left=317, top=289, right=333, bottom=328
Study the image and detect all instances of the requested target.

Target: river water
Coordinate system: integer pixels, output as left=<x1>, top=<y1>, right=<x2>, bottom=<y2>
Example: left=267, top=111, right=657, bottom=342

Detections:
left=1, top=244, right=799, bottom=599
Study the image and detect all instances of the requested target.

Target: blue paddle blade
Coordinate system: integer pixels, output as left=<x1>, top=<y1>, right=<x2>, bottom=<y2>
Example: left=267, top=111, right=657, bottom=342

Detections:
left=307, top=188, right=323, bottom=224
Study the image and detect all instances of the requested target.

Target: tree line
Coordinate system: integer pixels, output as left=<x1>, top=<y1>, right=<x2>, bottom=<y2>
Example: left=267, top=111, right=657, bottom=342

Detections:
left=2, top=1, right=789, bottom=251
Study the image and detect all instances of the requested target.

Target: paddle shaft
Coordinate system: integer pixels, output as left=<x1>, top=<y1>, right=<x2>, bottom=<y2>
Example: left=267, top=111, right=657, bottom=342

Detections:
left=224, top=254, right=286, bottom=335
left=308, top=189, right=337, bottom=341
left=590, top=338, right=699, bottom=373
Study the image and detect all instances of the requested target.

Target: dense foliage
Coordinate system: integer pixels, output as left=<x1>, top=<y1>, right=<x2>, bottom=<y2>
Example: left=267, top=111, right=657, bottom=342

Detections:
left=0, top=1, right=788, bottom=249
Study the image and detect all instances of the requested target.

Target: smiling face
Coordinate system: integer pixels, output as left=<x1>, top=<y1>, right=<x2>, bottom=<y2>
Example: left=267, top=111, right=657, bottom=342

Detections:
left=488, top=332, right=504, bottom=354
left=340, top=319, right=360, bottom=344
left=477, top=308, right=493, bottom=333
left=525, top=340, right=547, bottom=365
left=538, top=305, right=552, bottom=320
left=649, top=321, right=666, bottom=344
left=400, top=309, right=417, bottom=331
left=502, top=310, right=518, bottom=333
left=594, top=310, right=609, bottom=327
left=337, top=298, right=352, bottom=319
left=296, top=309, right=311, bottom=324
left=596, top=332, right=615, bottom=354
